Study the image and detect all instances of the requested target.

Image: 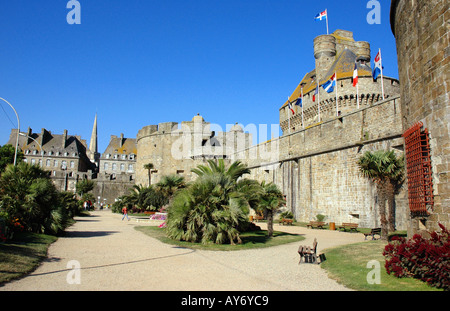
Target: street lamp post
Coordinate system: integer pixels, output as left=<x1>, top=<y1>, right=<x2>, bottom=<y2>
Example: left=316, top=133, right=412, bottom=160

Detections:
left=0, top=97, right=20, bottom=166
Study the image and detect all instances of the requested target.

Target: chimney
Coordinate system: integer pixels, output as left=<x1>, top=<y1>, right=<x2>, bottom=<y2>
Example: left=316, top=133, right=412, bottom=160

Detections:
left=120, top=133, right=124, bottom=147
left=27, top=127, right=33, bottom=145
left=62, top=129, right=68, bottom=149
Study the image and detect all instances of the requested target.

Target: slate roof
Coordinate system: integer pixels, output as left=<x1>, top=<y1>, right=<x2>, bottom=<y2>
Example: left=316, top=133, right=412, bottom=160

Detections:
left=281, top=48, right=373, bottom=109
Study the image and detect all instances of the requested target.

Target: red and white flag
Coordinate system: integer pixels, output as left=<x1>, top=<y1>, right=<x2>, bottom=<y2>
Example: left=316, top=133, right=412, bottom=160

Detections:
left=353, top=62, right=358, bottom=87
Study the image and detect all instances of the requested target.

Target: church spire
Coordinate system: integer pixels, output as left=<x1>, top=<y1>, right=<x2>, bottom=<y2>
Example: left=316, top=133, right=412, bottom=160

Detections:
left=89, top=113, right=98, bottom=155
left=88, top=113, right=100, bottom=169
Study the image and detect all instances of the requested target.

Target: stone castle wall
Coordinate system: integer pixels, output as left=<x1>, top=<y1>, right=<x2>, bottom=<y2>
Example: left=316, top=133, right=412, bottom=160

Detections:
left=236, top=96, right=409, bottom=229
left=391, top=0, right=450, bottom=232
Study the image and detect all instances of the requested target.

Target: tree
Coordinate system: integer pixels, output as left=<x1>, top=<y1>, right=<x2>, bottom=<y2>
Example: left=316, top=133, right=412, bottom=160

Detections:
left=357, top=150, right=404, bottom=239
left=144, top=163, right=154, bottom=186
left=257, top=182, right=286, bottom=238
left=166, top=160, right=251, bottom=245
left=0, top=144, right=24, bottom=173
left=156, top=174, right=186, bottom=205
left=0, top=162, right=70, bottom=235
left=191, top=159, right=250, bottom=182
left=75, top=179, right=95, bottom=197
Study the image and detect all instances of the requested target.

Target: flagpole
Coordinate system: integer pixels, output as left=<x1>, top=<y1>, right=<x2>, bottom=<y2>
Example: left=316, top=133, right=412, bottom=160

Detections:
left=288, top=97, right=291, bottom=134
left=326, top=9, right=329, bottom=35
left=379, top=48, right=385, bottom=100
left=317, top=80, right=321, bottom=122
left=335, top=72, right=339, bottom=117
left=301, top=87, right=304, bottom=129
left=357, top=81, right=359, bottom=109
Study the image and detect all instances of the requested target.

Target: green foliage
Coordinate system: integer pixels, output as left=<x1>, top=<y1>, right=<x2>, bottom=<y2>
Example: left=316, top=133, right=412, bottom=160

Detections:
left=75, top=179, right=95, bottom=196
left=166, top=160, right=252, bottom=245
left=257, top=182, right=286, bottom=237
left=357, top=150, right=405, bottom=239
left=0, top=162, right=72, bottom=236
left=280, top=211, right=294, bottom=220
left=0, top=144, right=24, bottom=173
left=316, top=214, right=326, bottom=222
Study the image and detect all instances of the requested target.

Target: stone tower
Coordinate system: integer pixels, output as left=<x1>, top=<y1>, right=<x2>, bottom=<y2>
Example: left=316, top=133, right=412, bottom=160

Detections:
left=280, top=29, right=399, bottom=134
left=390, top=0, right=450, bottom=234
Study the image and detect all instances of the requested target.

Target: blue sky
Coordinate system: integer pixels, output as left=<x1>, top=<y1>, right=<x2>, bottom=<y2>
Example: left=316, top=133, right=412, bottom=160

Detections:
left=0, top=0, right=399, bottom=153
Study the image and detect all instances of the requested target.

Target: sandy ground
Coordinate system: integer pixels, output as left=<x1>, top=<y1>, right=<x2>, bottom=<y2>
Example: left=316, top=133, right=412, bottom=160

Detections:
left=0, top=210, right=366, bottom=291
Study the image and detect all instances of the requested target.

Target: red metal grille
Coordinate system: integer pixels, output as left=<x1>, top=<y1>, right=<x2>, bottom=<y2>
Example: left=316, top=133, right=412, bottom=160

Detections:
left=403, top=122, right=434, bottom=216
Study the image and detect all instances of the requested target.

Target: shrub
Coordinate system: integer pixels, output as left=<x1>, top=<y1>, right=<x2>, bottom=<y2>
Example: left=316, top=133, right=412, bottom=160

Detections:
left=316, top=214, right=326, bottom=222
left=279, top=211, right=294, bottom=220
left=383, top=223, right=450, bottom=291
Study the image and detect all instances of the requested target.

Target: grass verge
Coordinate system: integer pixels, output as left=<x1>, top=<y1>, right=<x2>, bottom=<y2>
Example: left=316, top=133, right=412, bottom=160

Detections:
left=320, top=240, right=442, bottom=291
left=135, top=226, right=305, bottom=251
left=0, top=232, right=57, bottom=285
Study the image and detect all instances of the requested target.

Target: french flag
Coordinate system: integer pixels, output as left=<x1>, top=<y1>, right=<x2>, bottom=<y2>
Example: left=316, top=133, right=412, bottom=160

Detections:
left=288, top=100, right=295, bottom=115
left=315, top=10, right=327, bottom=21
left=313, top=83, right=319, bottom=102
left=353, top=62, right=359, bottom=87
left=322, top=73, right=336, bottom=93
left=373, top=50, right=382, bottom=80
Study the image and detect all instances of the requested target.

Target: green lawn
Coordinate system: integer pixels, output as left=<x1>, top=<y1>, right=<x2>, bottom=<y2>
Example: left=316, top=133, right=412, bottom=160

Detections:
left=135, top=226, right=305, bottom=251
left=0, top=232, right=57, bottom=285
left=320, top=240, right=442, bottom=291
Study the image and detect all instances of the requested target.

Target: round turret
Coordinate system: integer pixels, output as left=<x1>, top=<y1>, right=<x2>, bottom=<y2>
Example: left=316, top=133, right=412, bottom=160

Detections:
left=314, top=35, right=337, bottom=82
left=355, top=41, right=371, bottom=62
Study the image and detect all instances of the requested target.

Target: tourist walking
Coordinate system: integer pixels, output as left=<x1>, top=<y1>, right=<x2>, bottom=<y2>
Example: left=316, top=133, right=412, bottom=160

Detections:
left=122, top=206, right=129, bottom=221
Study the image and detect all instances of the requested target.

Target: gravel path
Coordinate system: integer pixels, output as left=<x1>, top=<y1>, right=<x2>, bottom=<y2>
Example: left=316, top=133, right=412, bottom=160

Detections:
left=0, top=210, right=365, bottom=291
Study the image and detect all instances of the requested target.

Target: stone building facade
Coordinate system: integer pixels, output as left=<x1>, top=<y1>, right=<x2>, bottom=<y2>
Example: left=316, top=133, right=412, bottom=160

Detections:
left=92, top=133, right=137, bottom=206
left=390, top=0, right=450, bottom=233
left=7, top=127, right=96, bottom=192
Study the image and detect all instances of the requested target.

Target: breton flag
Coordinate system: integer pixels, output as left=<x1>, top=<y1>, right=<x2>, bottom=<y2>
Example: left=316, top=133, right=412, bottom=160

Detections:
left=373, top=50, right=382, bottom=80
left=353, top=62, right=359, bottom=87
left=315, top=10, right=327, bottom=21
left=322, top=73, right=336, bottom=93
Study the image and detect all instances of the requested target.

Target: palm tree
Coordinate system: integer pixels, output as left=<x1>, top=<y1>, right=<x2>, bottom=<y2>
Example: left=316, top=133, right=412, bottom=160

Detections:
left=156, top=174, right=186, bottom=206
left=357, top=150, right=404, bottom=239
left=166, top=160, right=251, bottom=245
left=143, top=163, right=154, bottom=186
left=257, top=182, right=286, bottom=238
left=191, top=158, right=250, bottom=182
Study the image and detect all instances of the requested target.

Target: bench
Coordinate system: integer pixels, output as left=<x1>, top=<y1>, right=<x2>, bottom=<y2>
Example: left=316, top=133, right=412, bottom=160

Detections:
left=363, top=228, right=382, bottom=240
left=338, top=223, right=359, bottom=232
left=254, top=215, right=264, bottom=222
left=306, top=221, right=326, bottom=229
left=298, top=238, right=326, bottom=264
left=280, top=218, right=293, bottom=226
left=144, top=211, right=156, bottom=215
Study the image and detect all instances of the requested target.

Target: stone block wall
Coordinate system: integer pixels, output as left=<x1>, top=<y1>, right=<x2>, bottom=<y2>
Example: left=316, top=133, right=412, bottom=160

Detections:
left=391, top=0, right=450, bottom=232
left=238, top=96, right=409, bottom=229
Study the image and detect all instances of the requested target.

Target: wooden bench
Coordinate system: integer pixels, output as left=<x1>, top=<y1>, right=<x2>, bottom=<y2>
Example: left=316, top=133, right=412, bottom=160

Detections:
left=338, top=223, right=359, bottom=232
left=306, top=221, right=326, bottom=229
left=298, top=238, right=326, bottom=264
left=254, top=215, right=264, bottom=222
left=363, top=228, right=381, bottom=240
left=280, top=218, right=293, bottom=226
